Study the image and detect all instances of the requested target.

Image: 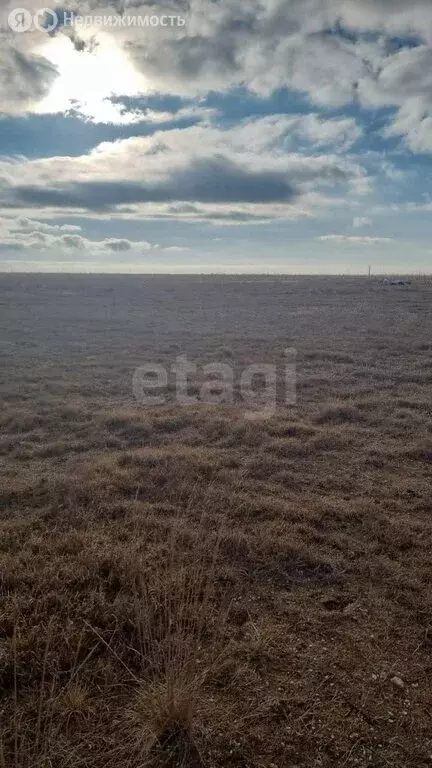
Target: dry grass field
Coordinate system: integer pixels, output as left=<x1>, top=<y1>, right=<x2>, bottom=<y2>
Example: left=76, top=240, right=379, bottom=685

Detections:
left=0, top=274, right=431, bottom=767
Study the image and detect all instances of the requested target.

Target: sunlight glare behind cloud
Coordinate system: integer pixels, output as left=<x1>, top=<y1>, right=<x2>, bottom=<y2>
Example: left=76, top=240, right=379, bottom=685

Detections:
left=36, top=32, right=148, bottom=123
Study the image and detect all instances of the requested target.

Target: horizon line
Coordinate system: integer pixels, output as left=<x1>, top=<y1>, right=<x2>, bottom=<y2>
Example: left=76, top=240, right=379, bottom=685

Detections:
left=0, top=271, right=431, bottom=278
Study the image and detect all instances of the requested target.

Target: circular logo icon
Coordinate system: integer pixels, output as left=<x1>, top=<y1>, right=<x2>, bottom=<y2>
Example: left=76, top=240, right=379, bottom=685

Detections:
left=8, top=7, right=33, bottom=32
left=33, top=7, right=59, bottom=32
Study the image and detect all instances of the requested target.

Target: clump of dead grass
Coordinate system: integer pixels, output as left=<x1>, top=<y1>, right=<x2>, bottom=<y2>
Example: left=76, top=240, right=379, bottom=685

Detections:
left=314, top=403, right=365, bottom=425
left=124, top=509, right=231, bottom=766
left=0, top=627, right=86, bottom=768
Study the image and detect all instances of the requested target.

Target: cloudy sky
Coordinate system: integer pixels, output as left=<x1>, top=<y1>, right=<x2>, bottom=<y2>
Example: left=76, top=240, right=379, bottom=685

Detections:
left=0, top=0, right=432, bottom=273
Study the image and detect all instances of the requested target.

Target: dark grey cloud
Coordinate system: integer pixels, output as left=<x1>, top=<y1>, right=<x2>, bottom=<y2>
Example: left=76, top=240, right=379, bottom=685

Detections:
left=46, top=8, right=99, bottom=52
left=104, top=238, right=133, bottom=250
left=173, top=156, right=296, bottom=203
left=0, top=48, right=58, bottom=115
left=59, top=233, right=86, bottom=247
left=12, top=155, right=297, bottom=210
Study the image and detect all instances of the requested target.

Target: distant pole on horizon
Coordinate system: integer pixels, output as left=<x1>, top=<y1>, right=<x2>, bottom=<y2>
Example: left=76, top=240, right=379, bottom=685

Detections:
left=368, top=264, right=371, bottom=279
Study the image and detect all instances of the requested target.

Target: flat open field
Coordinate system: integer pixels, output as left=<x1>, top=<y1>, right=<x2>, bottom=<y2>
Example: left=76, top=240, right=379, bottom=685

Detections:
left=1, top=274, right=431, bottom=767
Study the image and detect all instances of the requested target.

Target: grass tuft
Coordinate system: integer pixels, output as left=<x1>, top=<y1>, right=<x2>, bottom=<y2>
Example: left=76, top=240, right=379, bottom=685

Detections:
left=125, top=508, right=230, bottom=764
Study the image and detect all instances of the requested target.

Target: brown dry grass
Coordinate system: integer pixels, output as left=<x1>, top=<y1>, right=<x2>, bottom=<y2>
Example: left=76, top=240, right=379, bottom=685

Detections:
left=0, top=275, right=431, bottom=767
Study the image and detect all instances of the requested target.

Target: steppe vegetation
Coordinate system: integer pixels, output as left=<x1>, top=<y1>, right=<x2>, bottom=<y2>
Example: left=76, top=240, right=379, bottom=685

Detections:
left=0, top=275, right=431, bottom=766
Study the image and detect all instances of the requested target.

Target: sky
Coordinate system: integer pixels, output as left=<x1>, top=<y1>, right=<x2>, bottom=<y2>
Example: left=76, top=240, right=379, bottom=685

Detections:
left=0, top=0, right=432, bottom=274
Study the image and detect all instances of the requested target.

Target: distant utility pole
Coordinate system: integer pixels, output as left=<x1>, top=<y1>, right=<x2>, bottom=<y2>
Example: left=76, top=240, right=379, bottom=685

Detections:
left=368, top=264, right=371, bottom=279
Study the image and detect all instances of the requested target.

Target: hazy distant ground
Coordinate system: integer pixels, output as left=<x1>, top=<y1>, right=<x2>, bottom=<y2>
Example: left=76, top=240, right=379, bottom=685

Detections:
left=1, top=275, right=431, bottom=767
